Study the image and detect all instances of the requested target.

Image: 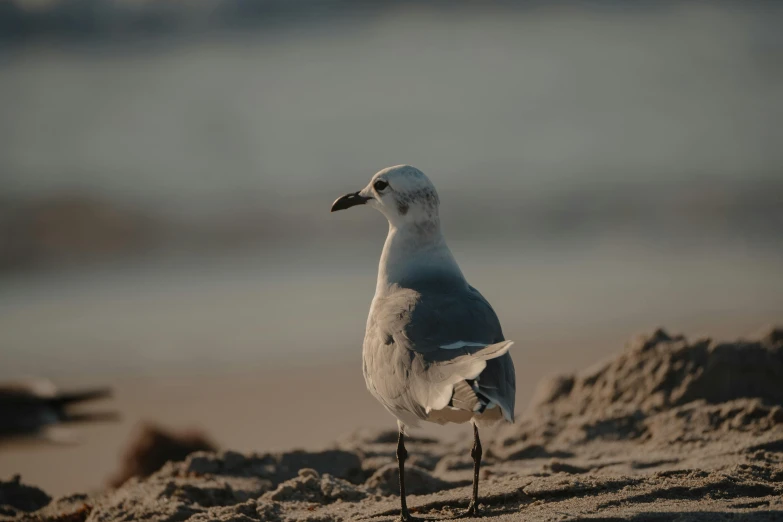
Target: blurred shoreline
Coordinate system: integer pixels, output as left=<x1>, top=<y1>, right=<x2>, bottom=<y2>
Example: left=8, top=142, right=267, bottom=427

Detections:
left=2, top=173, right=782, bottom=273
left=2, top=234, right=781, bottom=378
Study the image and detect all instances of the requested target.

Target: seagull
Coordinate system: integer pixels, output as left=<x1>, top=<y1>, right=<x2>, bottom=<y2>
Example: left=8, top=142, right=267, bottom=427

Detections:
left=0, top=379, right=117, bottom=444
left=331, top=165, right=516, bottom=520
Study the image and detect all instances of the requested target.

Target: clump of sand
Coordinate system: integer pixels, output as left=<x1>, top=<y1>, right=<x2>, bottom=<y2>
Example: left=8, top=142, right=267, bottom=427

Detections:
left=3, top=327, right=783, bottom=521
left=263, top=468, right=366, bottom=503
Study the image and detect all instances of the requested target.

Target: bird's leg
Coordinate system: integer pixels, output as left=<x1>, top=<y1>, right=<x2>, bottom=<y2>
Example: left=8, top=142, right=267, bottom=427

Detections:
left=464, top=423, right=482, bottom=517
left=397, top=428, right=418, bottom=521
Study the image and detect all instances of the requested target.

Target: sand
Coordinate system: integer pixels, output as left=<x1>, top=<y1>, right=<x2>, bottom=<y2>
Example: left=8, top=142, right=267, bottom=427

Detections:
left=2, top=326, right=782, bottom=521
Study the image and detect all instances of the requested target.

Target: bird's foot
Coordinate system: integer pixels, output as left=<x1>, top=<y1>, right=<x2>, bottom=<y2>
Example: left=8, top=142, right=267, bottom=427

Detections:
left=399, top=509, right=421, bottom=521
left=453, top=502, right=480, bottom=519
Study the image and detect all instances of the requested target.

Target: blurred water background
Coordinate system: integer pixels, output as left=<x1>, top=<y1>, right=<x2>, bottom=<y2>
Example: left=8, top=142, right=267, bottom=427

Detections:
left=2, top=0, right=782, bottom=379
left=0, top=0, right=782, bottom=493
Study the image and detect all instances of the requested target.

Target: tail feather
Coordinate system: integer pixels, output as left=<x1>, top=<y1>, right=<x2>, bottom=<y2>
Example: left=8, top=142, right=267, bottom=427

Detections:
left=450, top=380, right=482, bottom=412
left=422, top=341, right=514, bottom=415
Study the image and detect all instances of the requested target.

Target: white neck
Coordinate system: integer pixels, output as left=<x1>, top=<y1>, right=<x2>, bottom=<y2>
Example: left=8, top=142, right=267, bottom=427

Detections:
left=375, top=219, right=465, bottom=296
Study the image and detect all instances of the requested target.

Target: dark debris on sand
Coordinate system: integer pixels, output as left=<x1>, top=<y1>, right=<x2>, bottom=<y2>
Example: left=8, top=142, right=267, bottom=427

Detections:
left=108, top=423, right=217, bottom=488
left=0, top=476, right=50, bottom=517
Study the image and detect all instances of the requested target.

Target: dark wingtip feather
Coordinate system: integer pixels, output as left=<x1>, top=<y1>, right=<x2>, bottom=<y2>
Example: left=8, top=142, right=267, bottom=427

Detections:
left=62, top=411, right=120, bottom=424
left=51, top=387, right=113, bottom=406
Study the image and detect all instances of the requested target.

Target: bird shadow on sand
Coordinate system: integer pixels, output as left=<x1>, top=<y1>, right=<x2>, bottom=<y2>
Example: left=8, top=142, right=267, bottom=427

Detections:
left=366, top=509, right=783, bottom=522
left=582, top=512, right=783, bottom=522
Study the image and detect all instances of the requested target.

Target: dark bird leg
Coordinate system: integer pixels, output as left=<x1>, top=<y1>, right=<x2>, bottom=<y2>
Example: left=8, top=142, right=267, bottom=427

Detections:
left=464, top=423, right=482, bottom=517
left=397, top=428, right=418, bottom=521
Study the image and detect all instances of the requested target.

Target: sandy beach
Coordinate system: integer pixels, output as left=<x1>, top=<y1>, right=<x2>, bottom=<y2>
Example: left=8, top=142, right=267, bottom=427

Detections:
left=2, top=2, right=782, bottom=520
left=1, top=316, right=774, bottom=496
left=2, top=325, right=781, bottom=521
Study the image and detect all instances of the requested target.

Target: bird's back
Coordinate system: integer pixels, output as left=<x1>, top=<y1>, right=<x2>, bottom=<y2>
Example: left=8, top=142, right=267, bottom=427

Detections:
left=363, top=281, right=515, bottom=427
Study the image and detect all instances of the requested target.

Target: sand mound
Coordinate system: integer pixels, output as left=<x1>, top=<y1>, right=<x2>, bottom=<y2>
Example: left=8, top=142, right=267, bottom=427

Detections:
left=496, top=327, right=783, bottom=453
left=365, top=463, right=458, bottom=496
left=263, top=468, right=366, bottom=503
left=535, top=327, right=783, bottom=414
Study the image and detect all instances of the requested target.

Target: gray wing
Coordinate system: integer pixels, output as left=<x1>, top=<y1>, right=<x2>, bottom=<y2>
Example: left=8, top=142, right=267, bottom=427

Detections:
left=366, top=284, right=516, bottom=423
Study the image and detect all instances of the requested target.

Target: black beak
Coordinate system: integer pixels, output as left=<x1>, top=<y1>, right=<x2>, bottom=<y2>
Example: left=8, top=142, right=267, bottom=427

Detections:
left=330, top=191, right=371, bottom=212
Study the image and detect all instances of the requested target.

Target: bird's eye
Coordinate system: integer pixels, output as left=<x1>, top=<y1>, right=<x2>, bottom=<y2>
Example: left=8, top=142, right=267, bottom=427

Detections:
left=373, top=180, right=389, bottom=192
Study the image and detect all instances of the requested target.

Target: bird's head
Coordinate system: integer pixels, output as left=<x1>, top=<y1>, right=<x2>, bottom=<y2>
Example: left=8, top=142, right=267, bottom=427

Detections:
left=331, top=165, right=440, bottom=229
